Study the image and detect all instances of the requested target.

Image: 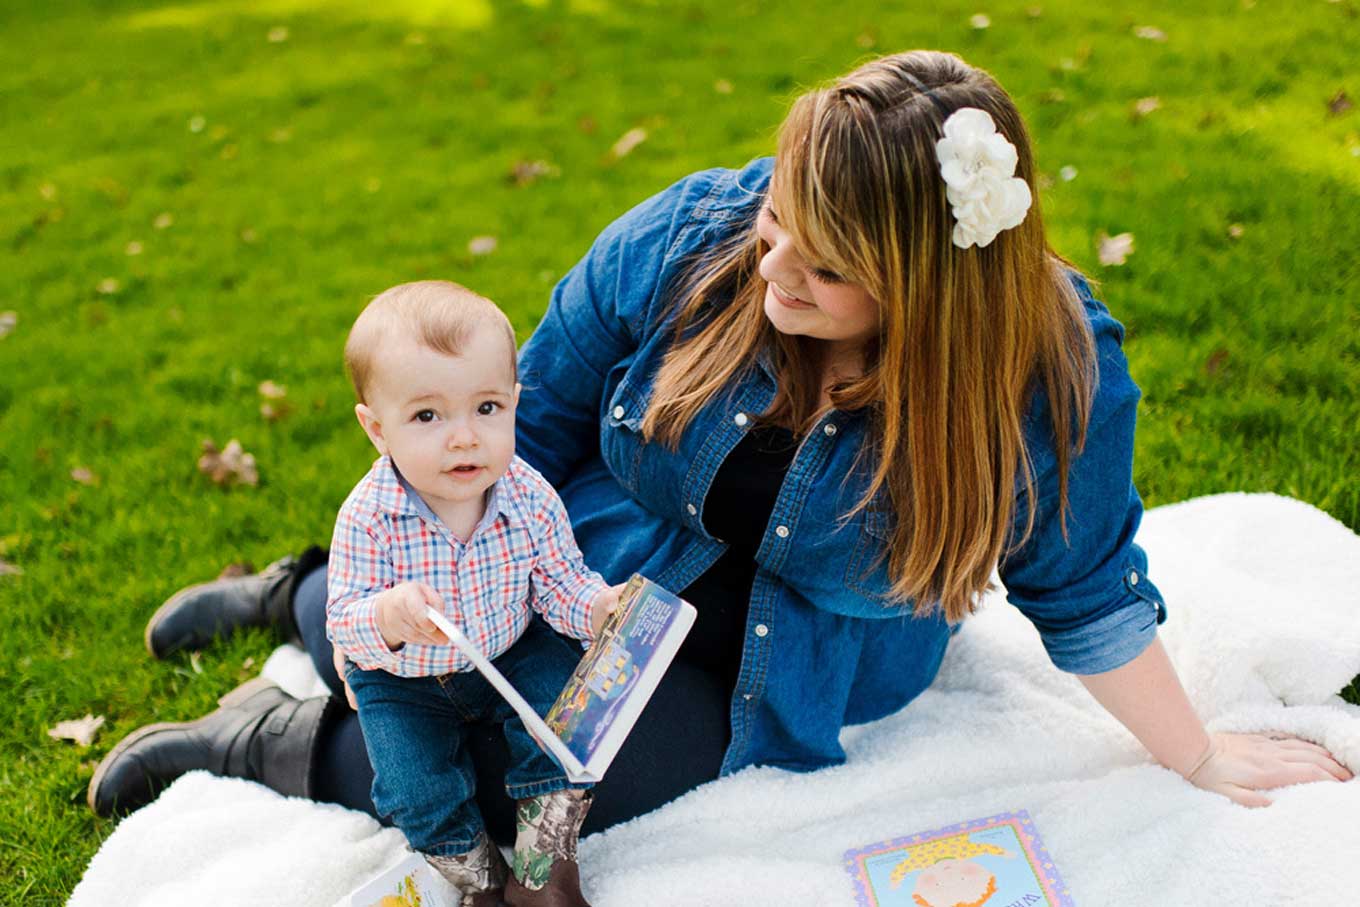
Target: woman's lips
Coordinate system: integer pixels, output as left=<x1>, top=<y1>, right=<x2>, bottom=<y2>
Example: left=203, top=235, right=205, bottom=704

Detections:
left=771, top=282, right=815, bottom=310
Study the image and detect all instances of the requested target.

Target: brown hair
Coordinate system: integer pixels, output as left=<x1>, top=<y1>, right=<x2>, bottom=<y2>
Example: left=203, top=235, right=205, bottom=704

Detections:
left=344, top=279, right=517, bottom=405
left=640, top=51, right=1097, bottom=622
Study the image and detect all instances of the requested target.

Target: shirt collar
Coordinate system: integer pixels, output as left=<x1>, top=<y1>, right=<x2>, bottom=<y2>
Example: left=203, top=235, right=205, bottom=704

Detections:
left=370, top=455, right=517, bottom=533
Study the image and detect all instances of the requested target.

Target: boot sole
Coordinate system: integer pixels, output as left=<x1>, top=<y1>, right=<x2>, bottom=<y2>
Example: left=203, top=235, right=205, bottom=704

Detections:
left=87, top=676, right=279, bottom=815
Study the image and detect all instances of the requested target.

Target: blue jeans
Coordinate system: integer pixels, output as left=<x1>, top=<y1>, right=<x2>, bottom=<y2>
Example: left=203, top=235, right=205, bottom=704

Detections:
left=344, top=618, right=590, bottom=855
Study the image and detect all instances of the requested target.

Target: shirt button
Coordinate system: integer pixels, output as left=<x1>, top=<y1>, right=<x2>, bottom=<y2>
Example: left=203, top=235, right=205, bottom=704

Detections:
left=823, top=423, right=838, bottom=436
left=686, top=503, right=697, bottom=516
left=734, top=412, right=748, bottom=427
left=612, top=405, right=625, bottom=420
left=775, top=525, right=790, bottom=539
left=754, top=624, right=769, bottom=637
left=743, top=693, right=753, bottom=701
left=1129, top=571, right=1139, bottom=586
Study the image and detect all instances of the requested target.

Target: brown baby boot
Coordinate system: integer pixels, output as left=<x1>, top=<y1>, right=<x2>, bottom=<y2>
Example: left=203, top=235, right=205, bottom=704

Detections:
left=503, top=788, right=593, bottom=907
left=424, top=832, right=510, bottom=907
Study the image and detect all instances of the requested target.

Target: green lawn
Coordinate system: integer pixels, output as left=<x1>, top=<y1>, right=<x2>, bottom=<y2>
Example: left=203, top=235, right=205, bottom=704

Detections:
left=2, top=0, right=1358, bottom=901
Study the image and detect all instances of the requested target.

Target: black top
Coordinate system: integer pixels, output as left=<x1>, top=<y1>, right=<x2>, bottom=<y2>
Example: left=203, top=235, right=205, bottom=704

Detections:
left=676, top=422, right=799, bottom=691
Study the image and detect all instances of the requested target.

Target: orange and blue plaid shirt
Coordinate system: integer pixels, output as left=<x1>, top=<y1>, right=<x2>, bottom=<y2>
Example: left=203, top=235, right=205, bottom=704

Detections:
left=325, top=454, right=607, bottom=676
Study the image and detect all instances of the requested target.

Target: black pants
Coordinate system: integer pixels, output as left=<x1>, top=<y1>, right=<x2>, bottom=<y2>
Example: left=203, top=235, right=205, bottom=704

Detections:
left=294, top=564, right=730, bottom=844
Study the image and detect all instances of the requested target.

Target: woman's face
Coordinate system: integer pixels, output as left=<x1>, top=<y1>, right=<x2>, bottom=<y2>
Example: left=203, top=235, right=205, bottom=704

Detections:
left=755, top=196, right=880, bottom=367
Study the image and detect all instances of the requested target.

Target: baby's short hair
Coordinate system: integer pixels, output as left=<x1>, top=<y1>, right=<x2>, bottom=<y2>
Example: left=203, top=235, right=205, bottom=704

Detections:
left=344, top=280, right=517, bottom=405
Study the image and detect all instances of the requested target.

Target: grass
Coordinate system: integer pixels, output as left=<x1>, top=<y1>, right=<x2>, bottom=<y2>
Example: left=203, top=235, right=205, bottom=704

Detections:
left=1, top=0, right=1358, bottom=901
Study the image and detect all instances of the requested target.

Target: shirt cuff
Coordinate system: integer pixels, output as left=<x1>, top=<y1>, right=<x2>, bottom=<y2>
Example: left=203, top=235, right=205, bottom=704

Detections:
left=544, top=570, right=610, bottom=641
left=331, top=595, right=404, bottom=671
left=1037, top=568, right=1167, bottom=674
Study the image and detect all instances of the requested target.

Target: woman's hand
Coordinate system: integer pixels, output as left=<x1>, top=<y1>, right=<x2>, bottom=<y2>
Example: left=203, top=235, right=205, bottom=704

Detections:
left=332, top=646, right=357, bottom=710
left=589, top=584, right=625, bottom=639
left=1184, top=732, right=1353, bottom=807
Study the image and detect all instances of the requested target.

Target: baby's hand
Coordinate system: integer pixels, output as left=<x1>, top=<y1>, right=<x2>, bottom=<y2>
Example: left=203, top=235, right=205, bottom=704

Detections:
left=589, top=583, right=625, bottom=639
left=375, top=581, right=451, bottom=650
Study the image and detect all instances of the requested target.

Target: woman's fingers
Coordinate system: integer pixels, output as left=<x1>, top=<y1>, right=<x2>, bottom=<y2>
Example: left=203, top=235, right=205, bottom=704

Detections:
left=1223, top=784, right=1272, bottom=809
left=1261, top=735, right=1353, bottom=781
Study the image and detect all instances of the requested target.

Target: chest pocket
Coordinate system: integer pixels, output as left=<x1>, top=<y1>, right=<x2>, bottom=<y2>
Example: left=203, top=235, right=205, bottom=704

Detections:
left=600, top=377, right=649, bottom=494
left=843, top=507, right=911, bottom=613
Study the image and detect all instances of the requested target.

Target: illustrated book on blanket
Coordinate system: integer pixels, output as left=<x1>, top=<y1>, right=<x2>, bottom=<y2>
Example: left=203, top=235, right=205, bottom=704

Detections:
left=425, top=573, right=695, bottom=783
left=843, top=810, right=1075, bottom=907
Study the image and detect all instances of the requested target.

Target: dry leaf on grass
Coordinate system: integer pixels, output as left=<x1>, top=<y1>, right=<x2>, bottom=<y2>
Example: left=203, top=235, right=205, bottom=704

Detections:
left=0, top=311, right=16, bottom=339
left=1133, top=25, right=1167, bottom=41
left=70, top=467, right=96, bottom=485
left=468, top=236, right=498, bottom=256
left=609, top=128, right=647, bottom=159
left=509, top=160, right=558, bottom=186
left=1133, top=97, right=1162, bottom=117
left=49, top=714, right=105, bottom=747
left=258, top=380, right=287, bottom=399
left=1097, top=231, right=1136, bottom=266
left=153, top=212, right=174, bottom=230
left=1328, top=91, right=1353, bottom=117
left=970, top=13, right=991, bottom=29
left=0, top=559, right=21, bottom=578
left=267, top=25, right=290, bottom=43
left=1228, top=224, right=1245, bottom=239
left=198, top=438, right=259, bottom=487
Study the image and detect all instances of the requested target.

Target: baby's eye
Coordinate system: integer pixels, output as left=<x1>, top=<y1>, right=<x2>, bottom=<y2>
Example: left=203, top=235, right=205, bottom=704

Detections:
left=477, top=401, right=500, bottom=416
left=414, top=409, right=437, bottom=423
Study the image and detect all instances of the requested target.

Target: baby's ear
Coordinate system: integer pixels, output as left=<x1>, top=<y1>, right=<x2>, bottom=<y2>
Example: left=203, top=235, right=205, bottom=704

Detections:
left=354, top=403, right=388, bottom=455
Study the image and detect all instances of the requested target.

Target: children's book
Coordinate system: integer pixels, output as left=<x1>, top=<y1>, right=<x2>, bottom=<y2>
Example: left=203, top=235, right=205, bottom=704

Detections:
left=842, top=810, right=1074, bottom=907
left=425, top=573, right=695, bottom=784
left=346, top=851, right=458, bottom=907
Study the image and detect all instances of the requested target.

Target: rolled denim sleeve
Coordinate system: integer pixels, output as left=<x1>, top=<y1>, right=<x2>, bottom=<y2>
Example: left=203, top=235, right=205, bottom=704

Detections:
left=515, top=170, right=721, bottom=487
left=999, top=286, right=1168, bottom=675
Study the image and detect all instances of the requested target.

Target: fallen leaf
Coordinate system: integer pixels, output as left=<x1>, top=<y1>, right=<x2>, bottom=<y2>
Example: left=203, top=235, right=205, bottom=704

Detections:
left=970, top=13, right=991, bottom=29
left=260, top=401, right=294, bottom=422
left=713, top=79, right=734, bottom=95
left=509, top=160, right=557, bottom=187
left=218, top=561, right=256, bottom=579
left=468, top=235, right=498, bottom=256
left=1133, top=96, right=1162, bottom=117
left=1059, top=165, right=1078, bottom=182
left=242, top=656, right=256, bottom=671
left=1205, top=348, right=1229, bottom=376
left=1328, top=90, right=1353, bottom=117
left=258, top=380, right=287, bottom=399
left=267, top=25, right=290, bottom=43
left=96, top=278, right=121, bottom=295
left=1097, top=231, right=1136, bottom=266
left=609, top=127, right=647, bottom=159
left=198, top=438, right=259, bottom=487
left=125, top=240, right=143, bottom=256
left=1228, top=223, right=1245, bottom=239
left=0, top=559, right=21, bottom=577
left=153, top=212, right=174, bottom=230
left=48, top=714, right=105, bottom=747
left=1134, top=25, right=1167, bottom=41
left=189, top=651, right=204, bottom=674
left=0, top=311, right=15, bottom=339
left=188, top=115, right=206, bottom=133
left=70, top=467, right=95, bottom=485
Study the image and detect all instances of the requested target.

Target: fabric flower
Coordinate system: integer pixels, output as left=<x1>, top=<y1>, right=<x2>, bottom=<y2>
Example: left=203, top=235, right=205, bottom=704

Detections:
left=935, top=107, right=1033, bottom=249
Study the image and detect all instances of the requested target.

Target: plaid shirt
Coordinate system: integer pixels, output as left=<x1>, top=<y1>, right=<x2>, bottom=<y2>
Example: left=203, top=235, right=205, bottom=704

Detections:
left=326, top=454, right=608, bottom=676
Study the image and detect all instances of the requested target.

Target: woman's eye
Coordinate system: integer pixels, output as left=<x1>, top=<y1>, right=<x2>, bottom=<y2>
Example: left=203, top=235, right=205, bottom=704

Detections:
left=477, top=401, right=500, bottom=416
left=763, top=202, right=780, bottom=224
left=810, top=266, right=846, bottom=285
left=414, top=409, right=436, bottom=423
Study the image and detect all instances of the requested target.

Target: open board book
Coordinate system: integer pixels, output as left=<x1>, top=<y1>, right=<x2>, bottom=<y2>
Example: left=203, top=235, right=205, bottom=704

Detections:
left=424, top=573, right=696, bottom=783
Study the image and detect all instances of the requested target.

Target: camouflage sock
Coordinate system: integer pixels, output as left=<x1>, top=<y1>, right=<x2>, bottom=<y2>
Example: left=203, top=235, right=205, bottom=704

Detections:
left=424, top=832, right=509, bottom=904
left=511, top=789, right=592, bottom=892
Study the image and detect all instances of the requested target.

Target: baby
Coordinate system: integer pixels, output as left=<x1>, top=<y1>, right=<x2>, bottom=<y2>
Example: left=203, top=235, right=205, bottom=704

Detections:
left=326, top=280, right=616, bottom=907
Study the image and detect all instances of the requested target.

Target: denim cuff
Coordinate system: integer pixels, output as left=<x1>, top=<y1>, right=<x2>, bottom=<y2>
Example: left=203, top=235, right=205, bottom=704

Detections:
left=1039, top=571, right=1166, bottom=675
left=505, top=776, right=594, bottom=800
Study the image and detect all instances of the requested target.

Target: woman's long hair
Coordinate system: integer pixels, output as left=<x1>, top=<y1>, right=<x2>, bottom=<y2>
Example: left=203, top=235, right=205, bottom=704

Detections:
left=639, top=50, right=1097, bottom=623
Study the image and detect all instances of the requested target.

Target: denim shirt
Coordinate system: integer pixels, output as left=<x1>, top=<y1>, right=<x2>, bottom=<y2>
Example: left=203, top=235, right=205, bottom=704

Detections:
left=515, top=157, right=1167, bottom=776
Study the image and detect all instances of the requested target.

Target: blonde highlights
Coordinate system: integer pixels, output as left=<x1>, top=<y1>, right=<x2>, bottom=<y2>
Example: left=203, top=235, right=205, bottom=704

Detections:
left=642, top=51, right=1097, bottom=622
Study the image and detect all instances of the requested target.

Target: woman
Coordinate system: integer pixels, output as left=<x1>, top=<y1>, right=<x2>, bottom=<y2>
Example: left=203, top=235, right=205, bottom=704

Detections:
left=90, top=50, right=1350, bottom=841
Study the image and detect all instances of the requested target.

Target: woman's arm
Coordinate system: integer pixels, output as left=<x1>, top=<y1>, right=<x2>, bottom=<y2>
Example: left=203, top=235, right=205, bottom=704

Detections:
left=1077, top=635, right=1353, bottom=806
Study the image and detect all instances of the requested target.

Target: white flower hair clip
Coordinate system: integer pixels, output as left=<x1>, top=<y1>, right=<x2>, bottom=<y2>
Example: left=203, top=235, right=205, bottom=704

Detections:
left=934, top=107, right=1033, bottom=250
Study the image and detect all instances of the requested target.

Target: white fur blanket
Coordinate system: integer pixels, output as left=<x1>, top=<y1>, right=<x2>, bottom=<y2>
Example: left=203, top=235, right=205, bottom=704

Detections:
left=69, top=494, right=1360, bottom=906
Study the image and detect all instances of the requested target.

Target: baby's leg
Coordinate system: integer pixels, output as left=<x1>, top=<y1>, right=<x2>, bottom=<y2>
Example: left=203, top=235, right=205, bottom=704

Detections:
left=486, top=621, right=595, bottom=903
left=344, top=665, right=508, bottom=901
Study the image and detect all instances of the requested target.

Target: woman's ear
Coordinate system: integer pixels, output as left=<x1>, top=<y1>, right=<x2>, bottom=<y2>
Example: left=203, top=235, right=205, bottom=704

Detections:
left=354, top=403, right=388, bottom=455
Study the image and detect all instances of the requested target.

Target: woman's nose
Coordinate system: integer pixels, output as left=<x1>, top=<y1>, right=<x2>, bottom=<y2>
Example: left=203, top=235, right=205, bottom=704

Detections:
left=758, top=232, right=805, bottom=292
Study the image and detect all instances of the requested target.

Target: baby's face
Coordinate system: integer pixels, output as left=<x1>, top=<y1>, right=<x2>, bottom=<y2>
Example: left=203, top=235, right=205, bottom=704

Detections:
left=361, top=322, right=519, bottom=523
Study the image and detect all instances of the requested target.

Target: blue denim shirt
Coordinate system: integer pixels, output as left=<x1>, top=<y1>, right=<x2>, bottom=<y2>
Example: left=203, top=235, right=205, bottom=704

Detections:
left=515, top=157, right=1167, bottom=776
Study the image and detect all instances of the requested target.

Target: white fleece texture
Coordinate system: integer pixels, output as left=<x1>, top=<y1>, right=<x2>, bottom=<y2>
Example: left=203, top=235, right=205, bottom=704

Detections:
left=69, top=493, right=1360, bottom=907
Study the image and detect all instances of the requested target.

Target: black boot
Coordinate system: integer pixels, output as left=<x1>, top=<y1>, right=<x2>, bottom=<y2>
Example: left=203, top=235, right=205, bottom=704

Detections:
left=87, top=677, right=342, bottom=818
left=144, top=546, right=328, bottom=658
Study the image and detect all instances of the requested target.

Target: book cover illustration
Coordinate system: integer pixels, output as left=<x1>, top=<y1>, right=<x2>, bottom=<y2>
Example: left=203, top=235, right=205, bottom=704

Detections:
left=544, top=574, right=689, bottom=769
left=843, top=810, right=1074, bottom=907
left=347, top=852, right=458, bottom=907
